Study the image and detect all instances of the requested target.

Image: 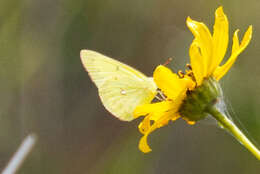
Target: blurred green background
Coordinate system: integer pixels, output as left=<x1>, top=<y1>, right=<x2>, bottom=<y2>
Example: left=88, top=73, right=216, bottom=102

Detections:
left=0, top=0, right=260, bottom=173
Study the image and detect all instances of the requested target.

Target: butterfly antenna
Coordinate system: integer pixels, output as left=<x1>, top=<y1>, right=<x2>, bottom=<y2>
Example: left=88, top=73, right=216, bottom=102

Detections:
left=163, top=57, right=173, bottom=66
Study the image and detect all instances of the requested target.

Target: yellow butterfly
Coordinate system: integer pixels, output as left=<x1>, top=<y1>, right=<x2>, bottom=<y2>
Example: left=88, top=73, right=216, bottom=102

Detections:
left=80, top=50, right=157, bottom=121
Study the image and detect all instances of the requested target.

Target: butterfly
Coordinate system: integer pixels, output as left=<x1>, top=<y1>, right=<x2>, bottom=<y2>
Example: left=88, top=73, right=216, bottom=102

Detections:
left=80, top=50, right=157, bottom=121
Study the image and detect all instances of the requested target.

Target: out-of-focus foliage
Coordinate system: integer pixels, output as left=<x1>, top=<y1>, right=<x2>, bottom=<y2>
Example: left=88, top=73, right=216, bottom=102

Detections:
left=0, top=0, right=260, bottom=173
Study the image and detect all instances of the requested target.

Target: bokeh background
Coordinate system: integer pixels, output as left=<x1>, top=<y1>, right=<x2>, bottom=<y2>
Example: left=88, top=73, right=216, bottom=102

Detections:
left=0, top=0, right=260, bottom=173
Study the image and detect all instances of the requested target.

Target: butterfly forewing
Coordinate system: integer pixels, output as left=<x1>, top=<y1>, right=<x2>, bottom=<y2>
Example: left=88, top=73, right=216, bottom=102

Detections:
left=81, top=50, right=148, bottom=88
left=80, top=50, right=157, bottom=121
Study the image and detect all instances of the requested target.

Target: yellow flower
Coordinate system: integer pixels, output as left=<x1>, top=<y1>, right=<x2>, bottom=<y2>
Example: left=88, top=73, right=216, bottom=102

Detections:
left=187, top=7, right=252, bottom=84
left=134, top=6, right=252, bottom=153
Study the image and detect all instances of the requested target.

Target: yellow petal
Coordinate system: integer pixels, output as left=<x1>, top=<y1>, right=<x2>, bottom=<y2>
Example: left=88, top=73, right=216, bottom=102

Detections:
left=133, top=100, right=174, bottom=118
left=138, top=115, right=151, bottom=134
left=210, top=6, right=229, bottom=74
left=171, top=114, right=180, bottom=121
left=150, top=104, right=180, bottom=121
left=139, top=134, right=152, bottom=153
left=186, top=16, right=213, bottom=76
left=189, top=40, right=204, bottom=85
left=232, top=29, right=240, bottom=54
left=138, top=111, right=178, bottom=153
left=214, top=26, right=252, bottom=80
left=153, top=65, right=193, bottom=99
left=153, top=65, right=182, bottom=99
left=241, top=25, right=253, bottom=48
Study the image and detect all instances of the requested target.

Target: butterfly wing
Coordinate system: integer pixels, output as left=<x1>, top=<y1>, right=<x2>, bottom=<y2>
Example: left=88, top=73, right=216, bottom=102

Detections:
left=80, top=50, right=157, bottom=121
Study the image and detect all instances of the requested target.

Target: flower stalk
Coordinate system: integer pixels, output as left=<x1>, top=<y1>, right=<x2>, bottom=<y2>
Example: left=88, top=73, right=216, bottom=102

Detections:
left=207, top=106, right=260, bottom=160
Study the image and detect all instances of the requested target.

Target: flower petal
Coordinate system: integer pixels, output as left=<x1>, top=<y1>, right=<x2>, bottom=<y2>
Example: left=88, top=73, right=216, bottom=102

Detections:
left=138, top=115, right=151, bottom=134
left=232, top=29, right=240, bottom=54
left=241, top=26, right=253, bottom=48
left=133, top=100, right=174, bottom=118
left=214, top=26, right=252, bottom=80
left=138, top=111, right=179, bottom=153
left=210, top=6, right=229, bottom=74
left=186, top=16, right=213, bottom=76
left=139, top=134, right=152, bottom=153
left=153, top=65, right=193, bottom=99
left=189, top=40, right=204, bottom=85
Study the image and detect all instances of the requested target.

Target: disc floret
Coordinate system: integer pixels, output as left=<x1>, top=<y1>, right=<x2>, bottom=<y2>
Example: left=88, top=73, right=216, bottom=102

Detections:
left=180, top=77, right=221, bottom=123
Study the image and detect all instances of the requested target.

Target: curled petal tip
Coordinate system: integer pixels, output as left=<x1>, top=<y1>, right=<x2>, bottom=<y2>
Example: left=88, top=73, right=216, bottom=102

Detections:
left=234, top=29, right=240, bottom=34
left=215, top=6, right=225, bottom=18
left=216, top=6, right=223, bottom=13
left=248, top=25, right=253, bottom=33
left=139, top=136, right=152, bottom=153
left=186, top=16, right=197, bottom=30
left=187, top=16, right=191, bottom=20
left=248, top=25, right=253, bottom=38
left=186, top=16, right=192, bottom=24
left=243, top=25, right=253, bottom=44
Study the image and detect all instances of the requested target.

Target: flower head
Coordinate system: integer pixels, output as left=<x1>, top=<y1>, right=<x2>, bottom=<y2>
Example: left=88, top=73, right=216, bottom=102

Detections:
left=134, top=6, right=252, bottom=153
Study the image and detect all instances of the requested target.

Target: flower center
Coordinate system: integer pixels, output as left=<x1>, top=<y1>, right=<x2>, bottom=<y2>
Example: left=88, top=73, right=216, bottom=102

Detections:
left=179, top=77, right=222, bottom=122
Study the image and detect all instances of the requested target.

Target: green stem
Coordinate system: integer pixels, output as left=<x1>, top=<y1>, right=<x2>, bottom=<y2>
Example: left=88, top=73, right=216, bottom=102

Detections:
left=207, top=106, right=260, bottom=160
